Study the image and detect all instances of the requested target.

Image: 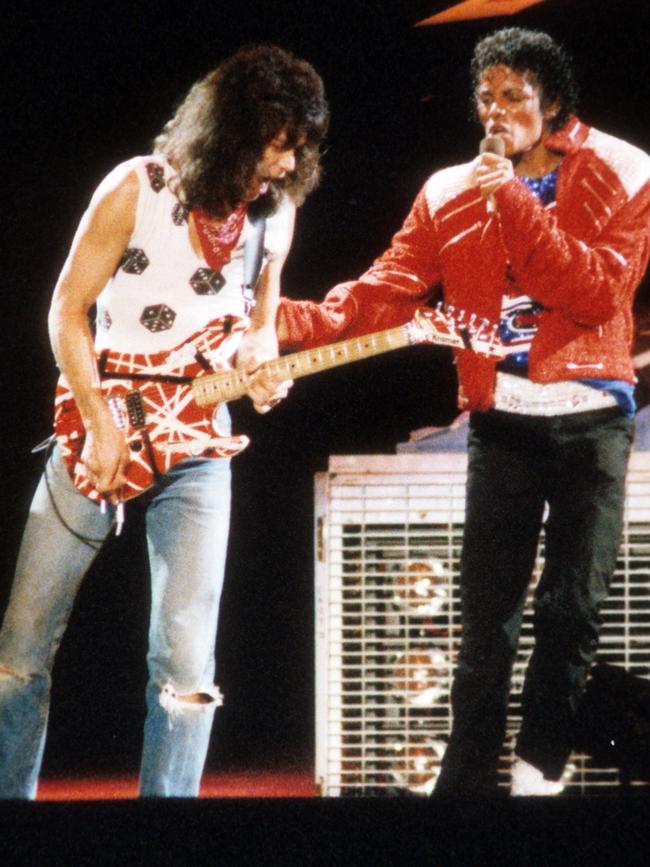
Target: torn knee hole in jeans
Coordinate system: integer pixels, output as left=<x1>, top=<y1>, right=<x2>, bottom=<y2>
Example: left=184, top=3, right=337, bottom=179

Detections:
left=159, top=682, right=224, bottom=716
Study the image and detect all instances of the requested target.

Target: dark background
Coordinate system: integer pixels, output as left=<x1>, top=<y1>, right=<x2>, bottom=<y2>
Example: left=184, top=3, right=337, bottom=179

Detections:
left=2, top=0, right=649, bottom=781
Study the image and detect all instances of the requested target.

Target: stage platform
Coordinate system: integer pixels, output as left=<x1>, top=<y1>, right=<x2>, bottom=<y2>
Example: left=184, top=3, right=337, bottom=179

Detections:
left=3, top=772, right=650, bottom=865
left=35, top=768, right=316, bottom=801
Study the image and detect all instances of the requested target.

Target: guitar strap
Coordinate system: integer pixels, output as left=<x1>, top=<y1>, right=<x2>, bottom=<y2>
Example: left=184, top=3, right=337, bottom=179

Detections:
left=242, top=216, right=266, bottom=314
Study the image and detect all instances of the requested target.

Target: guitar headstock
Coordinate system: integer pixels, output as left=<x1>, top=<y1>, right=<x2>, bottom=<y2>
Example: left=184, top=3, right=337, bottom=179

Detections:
left=409, top=306, right=504, bottom=359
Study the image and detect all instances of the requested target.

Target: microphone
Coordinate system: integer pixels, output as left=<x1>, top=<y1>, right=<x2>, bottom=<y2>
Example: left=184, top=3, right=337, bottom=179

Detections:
left=479, top=135, right=505, bottom=157
left=479, top=136, right=505, bottom=213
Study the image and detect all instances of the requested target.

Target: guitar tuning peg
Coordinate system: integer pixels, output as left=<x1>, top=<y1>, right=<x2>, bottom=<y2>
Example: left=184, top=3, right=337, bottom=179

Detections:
left=456, top=309, right=466, bottom=324
left=467, top=313, right=477, bottom=330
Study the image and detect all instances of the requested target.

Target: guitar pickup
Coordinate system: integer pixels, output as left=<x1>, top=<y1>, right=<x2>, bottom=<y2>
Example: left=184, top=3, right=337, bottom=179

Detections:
left=107, top=396, right=128, bottom=431
left=125, top=389, right=147, bottom=429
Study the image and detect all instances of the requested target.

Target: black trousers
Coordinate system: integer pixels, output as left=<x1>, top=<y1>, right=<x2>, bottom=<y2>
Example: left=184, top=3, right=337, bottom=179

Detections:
left=436, top=406, right=634, bottom=794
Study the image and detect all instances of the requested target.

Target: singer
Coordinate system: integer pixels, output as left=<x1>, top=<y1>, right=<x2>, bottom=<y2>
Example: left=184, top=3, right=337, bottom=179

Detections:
left=278, top=28, right=650, bottom=795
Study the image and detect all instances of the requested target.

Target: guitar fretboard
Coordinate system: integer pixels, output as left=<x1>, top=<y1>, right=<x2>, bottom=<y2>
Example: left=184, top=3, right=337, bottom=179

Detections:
left=192, top=322, right=419, bottom=407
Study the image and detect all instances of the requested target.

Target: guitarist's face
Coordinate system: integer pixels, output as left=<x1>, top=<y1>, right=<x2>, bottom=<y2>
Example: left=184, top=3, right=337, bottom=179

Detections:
left=244, top=129, right=306, bottom=200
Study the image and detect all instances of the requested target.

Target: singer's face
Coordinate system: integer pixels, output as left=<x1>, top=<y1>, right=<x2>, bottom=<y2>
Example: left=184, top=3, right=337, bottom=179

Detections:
left=475, top=65, right=551, bottom=159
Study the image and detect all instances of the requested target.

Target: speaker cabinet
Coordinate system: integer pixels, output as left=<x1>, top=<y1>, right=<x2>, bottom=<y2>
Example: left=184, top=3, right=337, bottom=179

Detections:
left=315, top=453, right=650, bottom=795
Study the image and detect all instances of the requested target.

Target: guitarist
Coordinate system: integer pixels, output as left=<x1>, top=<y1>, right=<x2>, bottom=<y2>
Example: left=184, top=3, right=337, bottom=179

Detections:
left=0, top=45, right=328, bottom=799
left=278, top=29, right=650, bottom=796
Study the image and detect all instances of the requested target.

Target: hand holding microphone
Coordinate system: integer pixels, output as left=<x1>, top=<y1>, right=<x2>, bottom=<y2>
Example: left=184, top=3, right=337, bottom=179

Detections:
left=480, top=135, right=506, bottom=157
left=475, top=135, right=513, bottom=210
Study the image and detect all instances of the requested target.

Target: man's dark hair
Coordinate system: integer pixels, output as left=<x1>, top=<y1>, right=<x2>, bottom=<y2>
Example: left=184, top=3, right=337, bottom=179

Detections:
left=471, top=28, right=578, bottom=131
left=154, top=45, right=329, bottom=218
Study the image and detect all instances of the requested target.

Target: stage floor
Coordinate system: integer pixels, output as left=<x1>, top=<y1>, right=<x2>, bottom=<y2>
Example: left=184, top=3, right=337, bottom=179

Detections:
left=36, top=768, right=316, bottom=800
left=5, top=779, right=650, bottom=865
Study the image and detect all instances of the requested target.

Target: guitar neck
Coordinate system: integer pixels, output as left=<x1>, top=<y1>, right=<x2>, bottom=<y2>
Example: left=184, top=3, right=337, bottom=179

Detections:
left=192, top=322, right=415, bottom=407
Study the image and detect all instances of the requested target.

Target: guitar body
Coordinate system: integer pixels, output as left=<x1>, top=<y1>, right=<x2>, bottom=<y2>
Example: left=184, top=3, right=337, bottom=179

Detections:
left=54, top=317, right=250, bottom=503
left=53, top=306, right=502, bottom=504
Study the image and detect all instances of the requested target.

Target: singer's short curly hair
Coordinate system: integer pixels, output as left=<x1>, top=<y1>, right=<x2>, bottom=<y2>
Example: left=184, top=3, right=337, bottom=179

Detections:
left=154, top=44, right=329, bottom=219
left=471, top=28, right=579, bottom=131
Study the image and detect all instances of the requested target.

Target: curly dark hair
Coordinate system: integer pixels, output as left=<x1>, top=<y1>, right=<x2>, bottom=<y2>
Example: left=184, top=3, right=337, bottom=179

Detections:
left=471, top=28, right=579, bottom=131
left=154, top=45, right=329, bottom=219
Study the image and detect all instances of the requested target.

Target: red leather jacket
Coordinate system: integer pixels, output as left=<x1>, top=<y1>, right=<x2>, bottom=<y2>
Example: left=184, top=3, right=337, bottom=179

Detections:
left=280, top=118, right=650, bottom=411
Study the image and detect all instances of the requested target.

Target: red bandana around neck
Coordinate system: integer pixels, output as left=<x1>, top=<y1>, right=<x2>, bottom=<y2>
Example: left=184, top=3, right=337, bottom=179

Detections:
left=192, top=203, right=247, bottom=272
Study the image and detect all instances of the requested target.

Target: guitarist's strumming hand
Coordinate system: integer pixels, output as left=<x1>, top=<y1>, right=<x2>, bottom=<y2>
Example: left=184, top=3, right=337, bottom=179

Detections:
left=80, top=399, right=131, bottom=499
left=235, top=325, right=293, bottom=414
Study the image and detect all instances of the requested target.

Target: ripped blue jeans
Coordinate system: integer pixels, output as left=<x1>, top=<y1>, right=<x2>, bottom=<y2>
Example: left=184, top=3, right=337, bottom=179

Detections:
left=0, top=427, right=231, bottom=799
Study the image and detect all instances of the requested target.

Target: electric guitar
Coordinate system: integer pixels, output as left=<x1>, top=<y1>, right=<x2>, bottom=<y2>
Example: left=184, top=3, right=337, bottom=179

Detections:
left=54, top=307, right=502, bottom=503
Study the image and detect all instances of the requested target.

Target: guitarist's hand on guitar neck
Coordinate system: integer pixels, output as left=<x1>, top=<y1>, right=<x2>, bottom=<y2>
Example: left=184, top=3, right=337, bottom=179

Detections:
left=79, top=400, right=131, bottom=500
left=235, top=325, right=293, bottom=414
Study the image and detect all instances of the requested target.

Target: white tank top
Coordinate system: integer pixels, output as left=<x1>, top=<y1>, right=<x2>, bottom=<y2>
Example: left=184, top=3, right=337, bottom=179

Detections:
left=94, top=156, right=293, bottom=353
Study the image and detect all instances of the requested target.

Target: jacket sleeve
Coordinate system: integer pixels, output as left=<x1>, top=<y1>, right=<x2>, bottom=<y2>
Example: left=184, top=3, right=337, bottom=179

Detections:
left=493, top=175, right=650, bottom=328
left=280, top=188, right=442, bottom=349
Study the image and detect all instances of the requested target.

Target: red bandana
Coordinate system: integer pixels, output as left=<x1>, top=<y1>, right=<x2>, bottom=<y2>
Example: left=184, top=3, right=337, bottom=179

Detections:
left=192, top=203, right=247, bottom=272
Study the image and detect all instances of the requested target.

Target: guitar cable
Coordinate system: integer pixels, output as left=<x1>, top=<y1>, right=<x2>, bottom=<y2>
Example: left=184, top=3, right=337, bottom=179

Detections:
left=24, top=220, right=267, bottom=552
left=33, top=435, right=114, bottom=552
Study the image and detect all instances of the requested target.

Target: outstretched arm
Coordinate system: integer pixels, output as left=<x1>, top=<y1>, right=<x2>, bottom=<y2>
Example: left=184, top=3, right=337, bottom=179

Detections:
left=277, top=188, right=442, bottom=350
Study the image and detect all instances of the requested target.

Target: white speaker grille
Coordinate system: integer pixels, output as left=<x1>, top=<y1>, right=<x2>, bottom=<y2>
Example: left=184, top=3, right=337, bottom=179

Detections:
left=315, top=453, right=650, bottom=795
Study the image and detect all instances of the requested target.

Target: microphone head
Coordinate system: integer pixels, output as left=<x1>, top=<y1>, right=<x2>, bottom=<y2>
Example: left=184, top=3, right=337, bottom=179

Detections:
left=479, top=135, right=506, bottom=157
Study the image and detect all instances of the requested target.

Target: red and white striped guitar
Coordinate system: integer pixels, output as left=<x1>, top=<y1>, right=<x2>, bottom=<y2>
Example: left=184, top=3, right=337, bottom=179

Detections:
left=54, top=307, right=502, bottom=503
